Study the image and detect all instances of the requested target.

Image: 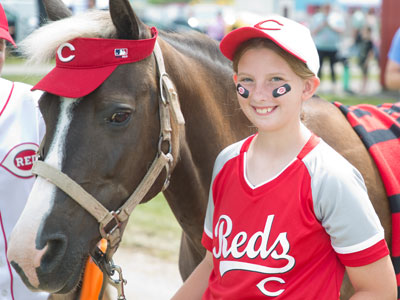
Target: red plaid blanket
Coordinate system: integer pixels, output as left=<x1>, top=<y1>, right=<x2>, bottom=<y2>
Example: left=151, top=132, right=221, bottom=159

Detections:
left=334, top=102, right=400, bottom=297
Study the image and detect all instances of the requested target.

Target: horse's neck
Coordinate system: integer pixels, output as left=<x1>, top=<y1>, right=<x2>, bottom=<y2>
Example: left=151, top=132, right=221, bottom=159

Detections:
left=161, top=34, right=252, bottom=148
left=160, top=35, right=252, bottom=247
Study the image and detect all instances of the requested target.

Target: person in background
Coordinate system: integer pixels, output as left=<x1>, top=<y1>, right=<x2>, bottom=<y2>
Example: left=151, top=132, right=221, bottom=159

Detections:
left=351, top=8, right=366, bottom=56
left=358, top=26, right=375, bottom=93
left=365, top=7, right=380, bottom=60
left=172, top=15, right=396, bottom=300
left=207, top=10, right=225, bottom=41
left=385, top=27, right=400, bottom=91
left=310, top=4, right=345, bottom=91
left=0, top=3, right=49, bottom=299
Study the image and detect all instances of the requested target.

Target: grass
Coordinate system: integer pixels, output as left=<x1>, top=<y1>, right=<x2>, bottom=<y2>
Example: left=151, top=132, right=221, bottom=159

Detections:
left=3, top=53, right=52, bottom=85
left=5, top=53, right=26, bottom=64
left=121, top=193, right=181, bottom=261
left=318, top=92, right=397, bottom=106
left=3, top=74, right=43, bottom=86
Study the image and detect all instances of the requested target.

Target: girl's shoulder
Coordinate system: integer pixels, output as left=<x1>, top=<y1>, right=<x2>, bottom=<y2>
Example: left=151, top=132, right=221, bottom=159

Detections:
left=301, top=138, right=361, bottom=180
left=215, top=135, right=254, bottom=164
left=212, top=135, right=254, bottom=178
left=301, top=138, right=369, bottom=216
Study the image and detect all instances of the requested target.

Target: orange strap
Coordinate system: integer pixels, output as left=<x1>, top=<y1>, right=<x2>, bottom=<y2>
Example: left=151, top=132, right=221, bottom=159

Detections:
left=80, top=239, right=107, bottom=300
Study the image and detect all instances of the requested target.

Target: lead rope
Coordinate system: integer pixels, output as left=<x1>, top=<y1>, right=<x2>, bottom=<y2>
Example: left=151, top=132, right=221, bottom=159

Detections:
left=32, top=39, right=184, bottom=300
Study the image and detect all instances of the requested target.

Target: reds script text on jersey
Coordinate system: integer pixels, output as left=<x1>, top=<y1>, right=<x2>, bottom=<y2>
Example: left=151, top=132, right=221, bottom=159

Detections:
left=0, top=78, right=48, bottom=300
left=202, top=133, right=388, bottom=299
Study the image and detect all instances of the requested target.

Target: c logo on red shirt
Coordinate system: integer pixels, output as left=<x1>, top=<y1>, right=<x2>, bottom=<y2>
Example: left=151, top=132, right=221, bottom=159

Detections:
left=256, top=277, right=285, bottom=297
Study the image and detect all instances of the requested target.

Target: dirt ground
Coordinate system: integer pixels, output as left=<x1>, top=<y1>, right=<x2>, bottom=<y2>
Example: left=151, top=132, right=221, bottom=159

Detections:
left=107, top=247, right=182, bottom=300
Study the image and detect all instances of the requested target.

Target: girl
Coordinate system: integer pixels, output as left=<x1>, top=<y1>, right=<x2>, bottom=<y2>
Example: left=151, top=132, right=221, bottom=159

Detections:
left=172, top=16, right=396, bottom=299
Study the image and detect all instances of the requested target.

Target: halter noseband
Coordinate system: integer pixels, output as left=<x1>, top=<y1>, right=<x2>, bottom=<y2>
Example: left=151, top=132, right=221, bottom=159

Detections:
left=31, top=40, right=185, bottom=298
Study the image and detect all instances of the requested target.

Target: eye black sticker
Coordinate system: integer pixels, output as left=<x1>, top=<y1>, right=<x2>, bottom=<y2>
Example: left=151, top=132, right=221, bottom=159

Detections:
left=272, top=84, right=291, bottom=98
left=236, top=84, right=249, bottom=98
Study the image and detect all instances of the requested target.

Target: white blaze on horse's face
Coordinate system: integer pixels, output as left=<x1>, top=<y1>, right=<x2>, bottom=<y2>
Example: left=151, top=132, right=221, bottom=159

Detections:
left=7, top=98, right=76, bottom=289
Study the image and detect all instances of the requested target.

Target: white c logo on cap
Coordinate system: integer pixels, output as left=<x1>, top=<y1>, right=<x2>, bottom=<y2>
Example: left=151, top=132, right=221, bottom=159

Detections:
left=57, top=42, right=75, bottom=62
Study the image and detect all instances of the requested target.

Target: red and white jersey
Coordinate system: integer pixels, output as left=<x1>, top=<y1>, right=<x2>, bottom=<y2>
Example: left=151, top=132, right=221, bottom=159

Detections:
left=202, top=133, right=388, bottom=299
left=0, top=78, right=48, bottom=300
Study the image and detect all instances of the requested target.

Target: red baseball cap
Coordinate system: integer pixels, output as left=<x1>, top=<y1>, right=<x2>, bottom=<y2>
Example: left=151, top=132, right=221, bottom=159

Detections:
left=32, top=27, right=158, bottom=98
left=220, top=16, right=319, bottom=76
left=0, top=4, right=16, bottom=47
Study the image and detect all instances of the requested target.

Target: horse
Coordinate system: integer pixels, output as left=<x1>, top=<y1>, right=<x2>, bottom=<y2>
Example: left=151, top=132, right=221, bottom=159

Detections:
left=6, top=0, right=390, bottom=299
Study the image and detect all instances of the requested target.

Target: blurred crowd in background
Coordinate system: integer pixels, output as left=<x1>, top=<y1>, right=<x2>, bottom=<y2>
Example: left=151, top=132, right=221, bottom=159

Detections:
left=0, top=0, right=395, bottom=95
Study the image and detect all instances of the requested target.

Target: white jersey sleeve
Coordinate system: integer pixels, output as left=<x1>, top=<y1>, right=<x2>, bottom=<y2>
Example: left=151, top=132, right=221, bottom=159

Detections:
left=303, top=140, right=384, bottom=254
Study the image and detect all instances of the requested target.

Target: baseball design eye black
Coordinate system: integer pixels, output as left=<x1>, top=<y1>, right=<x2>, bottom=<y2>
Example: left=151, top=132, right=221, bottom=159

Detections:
left=236, top=84, right=249, bottom=98
left=272, top=84, right=291, bottom=98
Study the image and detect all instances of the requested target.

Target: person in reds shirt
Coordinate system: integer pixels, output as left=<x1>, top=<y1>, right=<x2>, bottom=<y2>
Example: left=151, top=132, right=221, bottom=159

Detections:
left=172, top=15, right=396, bottom=300
left=0, top=4, right=102, bottom=299
left=0, top=3, right=49, bottom=300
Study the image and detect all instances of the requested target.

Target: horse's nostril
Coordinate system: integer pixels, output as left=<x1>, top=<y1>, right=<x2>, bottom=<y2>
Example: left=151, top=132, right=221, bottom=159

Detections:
left=39, top=234, right=67, bottom=273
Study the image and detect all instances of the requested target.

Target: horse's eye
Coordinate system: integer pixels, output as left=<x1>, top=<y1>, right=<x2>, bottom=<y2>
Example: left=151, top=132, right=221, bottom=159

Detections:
left=110, top=112, right=131, bottom=124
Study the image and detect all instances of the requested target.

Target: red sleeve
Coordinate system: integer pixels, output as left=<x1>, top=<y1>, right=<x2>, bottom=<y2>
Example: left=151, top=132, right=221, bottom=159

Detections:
left=337, top=239, right=390, bottom=267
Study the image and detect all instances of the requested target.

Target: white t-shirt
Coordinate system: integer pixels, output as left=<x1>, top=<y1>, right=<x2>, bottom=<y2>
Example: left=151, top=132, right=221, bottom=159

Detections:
left=0, top=78, right=48, bottom=300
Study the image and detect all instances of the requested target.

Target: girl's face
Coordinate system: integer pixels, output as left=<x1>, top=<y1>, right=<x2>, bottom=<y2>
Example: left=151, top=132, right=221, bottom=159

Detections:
left=234, top=47, right=317, bottom=134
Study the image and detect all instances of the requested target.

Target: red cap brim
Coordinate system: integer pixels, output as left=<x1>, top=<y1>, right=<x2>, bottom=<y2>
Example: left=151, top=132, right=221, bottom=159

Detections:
left=33, top=65, right=117, bottom=98
left=0, top=27, right=16, bottom=47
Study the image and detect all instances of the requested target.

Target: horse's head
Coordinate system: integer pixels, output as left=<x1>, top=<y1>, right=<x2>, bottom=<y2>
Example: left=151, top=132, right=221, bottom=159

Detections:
left=7, top=0, right=178, bottom=293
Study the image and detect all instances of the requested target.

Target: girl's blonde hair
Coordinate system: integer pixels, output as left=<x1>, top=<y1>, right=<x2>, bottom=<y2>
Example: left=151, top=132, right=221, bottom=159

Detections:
left=232, top=38, right=315, bottom=80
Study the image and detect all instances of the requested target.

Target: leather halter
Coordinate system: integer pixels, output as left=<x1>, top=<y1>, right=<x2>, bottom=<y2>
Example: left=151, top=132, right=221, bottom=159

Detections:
left=31, top=39, right=184, bottom=263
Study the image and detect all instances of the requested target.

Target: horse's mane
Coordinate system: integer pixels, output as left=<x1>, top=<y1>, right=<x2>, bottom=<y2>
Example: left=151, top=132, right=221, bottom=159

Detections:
left=20, top=11, right=117, bottom=64
left=161, top=31, right=226, bottom=64
left=21, top=9, right=229, bottom=69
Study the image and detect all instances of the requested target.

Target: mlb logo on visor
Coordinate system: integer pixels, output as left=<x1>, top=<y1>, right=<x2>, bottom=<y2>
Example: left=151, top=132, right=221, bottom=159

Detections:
left=115, top=48, right=128, bottom=58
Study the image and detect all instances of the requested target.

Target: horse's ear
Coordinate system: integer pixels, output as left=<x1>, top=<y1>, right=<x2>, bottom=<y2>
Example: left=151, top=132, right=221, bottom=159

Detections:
left=42, top=0, right=72, bottom=21
left=109, top=0, right=150, bottom=40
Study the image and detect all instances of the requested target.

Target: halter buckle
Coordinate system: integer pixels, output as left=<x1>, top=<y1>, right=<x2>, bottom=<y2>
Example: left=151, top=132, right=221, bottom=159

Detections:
left=158, top=134, right=171, bottom=156
left=99, top=210, right=122, bottom=248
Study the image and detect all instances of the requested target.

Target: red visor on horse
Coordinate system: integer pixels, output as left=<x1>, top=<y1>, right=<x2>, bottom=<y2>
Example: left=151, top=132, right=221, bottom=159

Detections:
left=32, top=27, right=158, bottom=98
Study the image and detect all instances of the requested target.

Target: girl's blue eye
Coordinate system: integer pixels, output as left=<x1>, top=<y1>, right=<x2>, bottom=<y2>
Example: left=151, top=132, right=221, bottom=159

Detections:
left=271, top=77, right=282, bottom=82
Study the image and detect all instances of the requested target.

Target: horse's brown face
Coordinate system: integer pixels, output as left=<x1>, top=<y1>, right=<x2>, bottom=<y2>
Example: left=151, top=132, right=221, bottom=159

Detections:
left=8, top=57, right=163, bottom=292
